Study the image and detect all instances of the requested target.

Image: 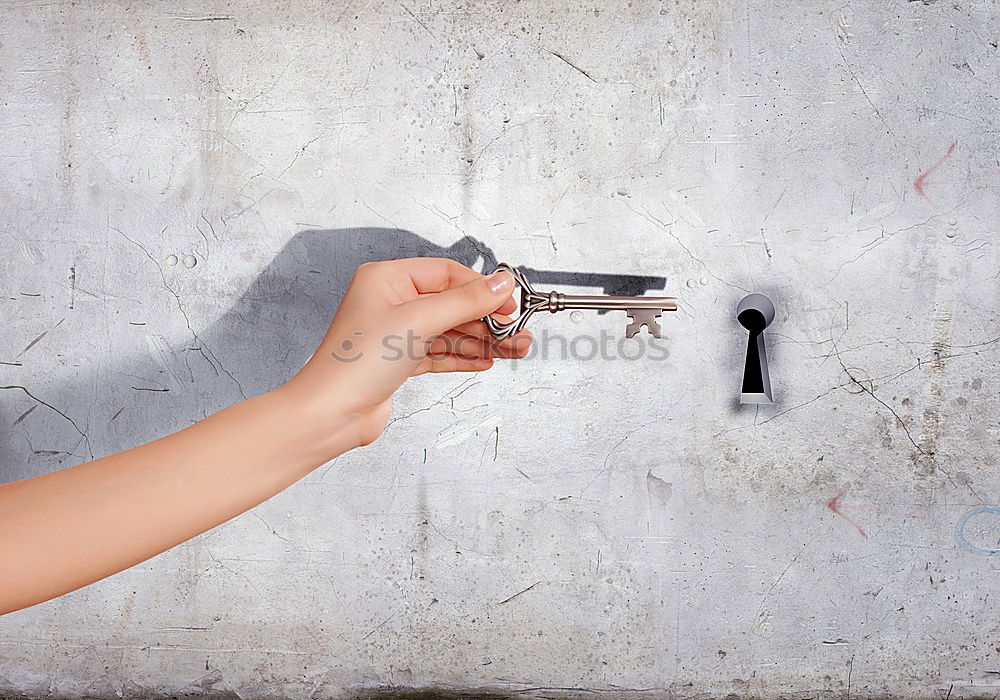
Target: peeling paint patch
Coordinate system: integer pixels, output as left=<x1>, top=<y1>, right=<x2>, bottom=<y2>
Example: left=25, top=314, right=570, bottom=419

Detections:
left=645, top=471, right=672, bottom=506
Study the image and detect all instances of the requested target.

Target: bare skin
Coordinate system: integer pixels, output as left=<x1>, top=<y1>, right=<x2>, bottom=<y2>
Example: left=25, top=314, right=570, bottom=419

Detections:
left=0, top=258, right=529, bottom=615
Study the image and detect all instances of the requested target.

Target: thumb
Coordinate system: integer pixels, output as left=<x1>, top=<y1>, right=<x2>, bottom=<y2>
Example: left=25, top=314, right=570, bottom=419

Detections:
left=406, top=269, right=515, bottom=336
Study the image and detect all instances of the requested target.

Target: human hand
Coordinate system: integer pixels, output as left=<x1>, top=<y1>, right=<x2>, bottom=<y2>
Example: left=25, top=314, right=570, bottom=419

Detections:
left=283, top=258, right=532, bottom=453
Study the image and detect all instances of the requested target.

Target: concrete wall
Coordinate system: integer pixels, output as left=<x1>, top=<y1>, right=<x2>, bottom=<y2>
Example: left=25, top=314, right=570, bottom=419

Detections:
left=1, top=1, right=997, bottom=697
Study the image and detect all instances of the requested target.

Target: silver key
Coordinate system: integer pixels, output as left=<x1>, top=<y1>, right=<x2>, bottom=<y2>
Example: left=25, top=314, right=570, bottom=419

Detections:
left=483, top=263, right=678, bottom=340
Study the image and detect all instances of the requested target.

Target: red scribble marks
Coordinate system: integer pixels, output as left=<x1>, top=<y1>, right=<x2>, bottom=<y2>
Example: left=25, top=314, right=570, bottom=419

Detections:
left=914, top=141, right=957, bottom=203
left=828, top=489, right=868, bottom=539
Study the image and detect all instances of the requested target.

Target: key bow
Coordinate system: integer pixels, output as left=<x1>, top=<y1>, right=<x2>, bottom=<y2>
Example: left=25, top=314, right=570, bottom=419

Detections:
left=483, top=263, right=547, bottom=340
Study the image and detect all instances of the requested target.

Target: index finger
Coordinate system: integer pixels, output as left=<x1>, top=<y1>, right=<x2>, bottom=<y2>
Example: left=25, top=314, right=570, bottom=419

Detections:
left=375, top=257, right=484, bottom=294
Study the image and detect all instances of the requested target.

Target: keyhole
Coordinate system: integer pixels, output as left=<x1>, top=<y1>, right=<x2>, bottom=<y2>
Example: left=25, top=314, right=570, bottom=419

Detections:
left=738, top=308, right=768, bottom=334
left=737, top=294, right=775, bottom=404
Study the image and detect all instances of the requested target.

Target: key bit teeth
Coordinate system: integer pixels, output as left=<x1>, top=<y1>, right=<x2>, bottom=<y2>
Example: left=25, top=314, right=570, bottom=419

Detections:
left=625, top=310, right=663, bottom=338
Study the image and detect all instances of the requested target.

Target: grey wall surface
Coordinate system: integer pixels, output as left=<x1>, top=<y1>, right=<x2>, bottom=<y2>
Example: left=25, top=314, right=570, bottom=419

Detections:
left=1, top=1, right=997, bottom=697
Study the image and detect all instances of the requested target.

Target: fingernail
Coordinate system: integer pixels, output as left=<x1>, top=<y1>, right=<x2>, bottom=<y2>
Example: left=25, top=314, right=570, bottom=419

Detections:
left=487, top=270, right=513, bottom=295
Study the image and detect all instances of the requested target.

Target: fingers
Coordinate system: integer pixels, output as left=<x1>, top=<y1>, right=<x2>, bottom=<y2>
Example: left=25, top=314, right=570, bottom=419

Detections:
left=423, top=297, right=516, bottom=318
left=451, top=316, right=515, bottom=340
left=418, top=292, right=516, bottom=316
left=496, top=296, right=517, bottom=316
left=365, top=258, right=484, bottom=295
left=417, top=328, right=532, bottom=375
left=413, top=355, right=494, bottom=376
left=404, top=269, right=515, bottom=336
left=427, top=329, right=532, bottom=359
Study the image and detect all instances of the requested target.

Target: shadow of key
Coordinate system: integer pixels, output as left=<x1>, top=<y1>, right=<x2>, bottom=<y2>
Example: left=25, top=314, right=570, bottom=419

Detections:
left=521, top=267, right=667, bottom=303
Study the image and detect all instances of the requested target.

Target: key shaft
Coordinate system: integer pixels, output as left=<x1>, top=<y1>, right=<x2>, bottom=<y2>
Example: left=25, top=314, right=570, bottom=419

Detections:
left=544, top=292, right=678, bottom=313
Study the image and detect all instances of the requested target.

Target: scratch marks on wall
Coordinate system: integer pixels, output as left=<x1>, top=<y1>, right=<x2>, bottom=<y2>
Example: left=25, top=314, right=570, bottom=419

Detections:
left=0, top=385, right=92, bottom=458
left=838, top=360, right=927, bottom=457
left=579, top=418, right=662, bottom=498
left=15, top=330, right=49, bottom=360
left=15, top=319, right=65, bottom=360
left=754, top=547, right=807, bottom=639
left=836, top=41, right=897, bottom=140
left=545, top=49, right=597, bottom=83
left=497, top=581, right=541, bottom=606
left=114, top=226, right=246, bottom=399
left=145, top=334, right=186, bottom=391
left=21, top=242, right=44, bottom=265
left=397, top=1, right=436, bottom=40
left=665, top=190, right=706, bottom=228
left=12, top=405, right=37, bottom=427
left=435, top=410, right=500, bottom=449
left=169, top=14, right=235, bottom=22
left=834, top=13, right=853, bottom=44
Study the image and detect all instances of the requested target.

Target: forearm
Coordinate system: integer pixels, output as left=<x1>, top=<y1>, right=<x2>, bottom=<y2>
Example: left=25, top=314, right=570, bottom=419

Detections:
left=0, top=385, right=352, bottom=615
left=0, top=258, right=522, bottom=615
